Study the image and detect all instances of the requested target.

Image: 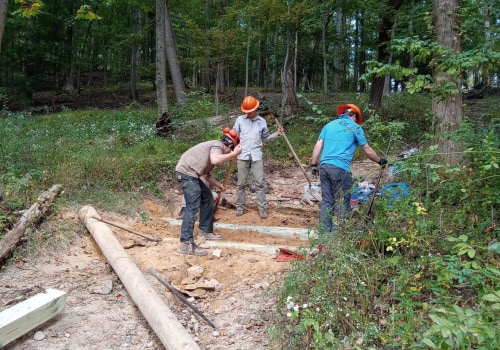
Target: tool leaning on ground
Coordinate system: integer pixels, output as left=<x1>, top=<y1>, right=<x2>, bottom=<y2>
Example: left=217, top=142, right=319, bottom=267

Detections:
left=149, top=268, right=218, bottom=329
left=92, top=216, right=161, bottom=242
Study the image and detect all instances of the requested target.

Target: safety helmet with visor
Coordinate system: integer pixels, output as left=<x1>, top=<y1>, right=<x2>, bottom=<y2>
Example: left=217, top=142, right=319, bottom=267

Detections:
left=337, top=103, right=363, bottom=125
left=222, top=127, right=240, bottom=149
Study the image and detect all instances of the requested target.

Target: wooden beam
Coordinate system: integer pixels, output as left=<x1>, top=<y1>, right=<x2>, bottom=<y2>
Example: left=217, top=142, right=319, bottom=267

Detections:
left=79, top=205, right=200, bottom=350
left=163, top=218, right=316, bottom=240
left=0, top=288, right=67, bottom=347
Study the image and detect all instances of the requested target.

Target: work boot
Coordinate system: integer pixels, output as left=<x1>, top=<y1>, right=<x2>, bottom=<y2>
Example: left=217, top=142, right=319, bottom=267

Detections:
left=259, top=208, right=268, bottom=220
left=235, top=207, right=244, bottom=216
left=177, top=241, right=207, bottom=256
left=198, top=230, right=223, bottom=240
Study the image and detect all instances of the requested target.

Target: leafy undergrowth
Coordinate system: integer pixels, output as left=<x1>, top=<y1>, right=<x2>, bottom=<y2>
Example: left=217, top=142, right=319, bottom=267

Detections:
left=272, top=118, right=500, bottom=349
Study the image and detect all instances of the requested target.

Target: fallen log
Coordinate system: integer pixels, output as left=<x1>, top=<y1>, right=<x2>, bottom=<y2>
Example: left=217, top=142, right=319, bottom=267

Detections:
left=79, top=205, right=200, bottom=350
left=0, top=184, right=62, bottom=265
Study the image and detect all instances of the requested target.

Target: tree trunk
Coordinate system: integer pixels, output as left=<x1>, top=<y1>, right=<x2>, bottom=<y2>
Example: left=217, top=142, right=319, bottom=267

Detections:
left=271, top=33, right=277, bottom=89
left=283, top=69, right=298, bottom=116
left=293, top=31, right=298, bottom=91
left=258, top=27, right=265, bottom=87
left=358, top=12, right=367, bottom=92
left=432, top=0, right=463, bottom=164
left=164, top=1, right=186, bottom=105
left=332, top=12, right=342, bottom=92
left=353, top=16, right=360, bottom=92
left=321, top=12, right=332, bottom=96
left=129, top=7, right=142, bottom=101
left=369, top=0, right=404, bottom=110
left=155, top=0, right=168, bottom=118
left=0, top=185, right=62, bottom=265
left=0, top=0, right=8, bottom=59
left=244, top=24, right=251, bottom=96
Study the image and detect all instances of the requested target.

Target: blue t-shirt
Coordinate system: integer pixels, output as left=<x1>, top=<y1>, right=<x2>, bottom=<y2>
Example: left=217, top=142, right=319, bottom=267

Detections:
left=318, top=114, right=368, bottom=171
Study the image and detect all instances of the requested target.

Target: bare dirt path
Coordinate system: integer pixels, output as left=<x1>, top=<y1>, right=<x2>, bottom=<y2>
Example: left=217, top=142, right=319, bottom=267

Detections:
left=0, top=161, right=379, bottom=350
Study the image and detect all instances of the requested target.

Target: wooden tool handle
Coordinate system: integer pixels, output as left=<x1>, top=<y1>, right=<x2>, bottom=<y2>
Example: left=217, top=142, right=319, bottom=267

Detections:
left=214, top=158, right=236, bottom=213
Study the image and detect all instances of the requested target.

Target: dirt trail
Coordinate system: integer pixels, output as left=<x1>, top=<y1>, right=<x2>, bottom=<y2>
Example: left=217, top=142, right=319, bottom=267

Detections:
left=0, top=161, right=380, bottom=350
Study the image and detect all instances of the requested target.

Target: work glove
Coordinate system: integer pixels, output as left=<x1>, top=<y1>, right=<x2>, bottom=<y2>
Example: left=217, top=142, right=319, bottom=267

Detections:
left=310, top=164, right=319, bottom=176
left=379, top=158, right=388, bottom=168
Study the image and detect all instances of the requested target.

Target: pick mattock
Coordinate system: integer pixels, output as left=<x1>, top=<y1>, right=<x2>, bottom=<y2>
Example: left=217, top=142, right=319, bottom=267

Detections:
left=365, top=134, right=393, bottom=222
left=92, top=216, right=161, bottom=242
left=273, top=114, right=321, bottom=201
left=214, top=157, right=236, bottom=215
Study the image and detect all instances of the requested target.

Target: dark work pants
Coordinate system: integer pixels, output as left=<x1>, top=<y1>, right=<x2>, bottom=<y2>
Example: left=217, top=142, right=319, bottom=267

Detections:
left=319, top=164, right=353, bottom=232
left=176, top=172, right=214, bottom=243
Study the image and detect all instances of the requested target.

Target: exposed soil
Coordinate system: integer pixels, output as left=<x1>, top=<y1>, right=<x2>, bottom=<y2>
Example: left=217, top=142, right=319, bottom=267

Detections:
left=0, top=159, right=381, bottom=350
left=0, top=86, right=386, bottom=349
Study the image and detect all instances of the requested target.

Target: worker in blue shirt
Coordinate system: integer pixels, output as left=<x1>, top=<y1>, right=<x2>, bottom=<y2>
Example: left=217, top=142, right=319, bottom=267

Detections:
left=310, top=104, right=387, bottom=232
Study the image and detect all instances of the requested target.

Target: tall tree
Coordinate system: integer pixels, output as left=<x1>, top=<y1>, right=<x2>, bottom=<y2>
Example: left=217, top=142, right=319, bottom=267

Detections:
left=0, top=0, right=7, bottom=58
left=432, top=0, right=463, bottom=164
left=320, top=5, right=333, bottom=95
left=369, top=0, right=404, bottom=110
left=156, top=0, right=168, bottom=117
left=164, top=1, right=186, bottom=105
left=129, top=6, right=143, bottom=101
left=332, top=10, right=343, bottom=92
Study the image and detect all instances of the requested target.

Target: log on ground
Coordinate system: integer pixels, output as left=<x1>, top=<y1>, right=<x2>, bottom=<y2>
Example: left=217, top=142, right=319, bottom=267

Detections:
left=79, top=205, right=200, bottom=350
left=0, top=184, right=62, bottom=265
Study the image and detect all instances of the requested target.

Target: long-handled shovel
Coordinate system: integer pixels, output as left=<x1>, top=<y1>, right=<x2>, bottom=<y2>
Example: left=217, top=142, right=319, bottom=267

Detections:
left=273, top=114, right=321, bottom=201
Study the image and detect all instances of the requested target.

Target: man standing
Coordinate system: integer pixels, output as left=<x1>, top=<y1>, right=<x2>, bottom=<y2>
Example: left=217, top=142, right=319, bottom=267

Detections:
left=233, top=96, right=284, bottom=219
left=175, top=128, right=242, bottom=255
left=310, top=104, right=387, bottom=232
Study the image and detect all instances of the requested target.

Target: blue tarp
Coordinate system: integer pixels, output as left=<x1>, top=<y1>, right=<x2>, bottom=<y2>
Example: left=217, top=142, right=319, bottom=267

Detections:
left=381, top=182, right=411, bottom=208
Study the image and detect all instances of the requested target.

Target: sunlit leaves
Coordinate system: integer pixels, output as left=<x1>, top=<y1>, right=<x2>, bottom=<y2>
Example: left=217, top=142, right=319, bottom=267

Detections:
left=75, top=5, right=102, bottom=21
left=14, top=0, right=43, bottom=18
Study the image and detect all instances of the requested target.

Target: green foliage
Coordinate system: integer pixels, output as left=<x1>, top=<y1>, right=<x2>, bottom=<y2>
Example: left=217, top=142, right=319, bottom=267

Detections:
left=276, top=236, right=388, bottom=348
left=364, top=36, right=500, bottom=99
left=14, top=0, right=44, bottom=18
left=0, top=205, right=15, bottom=238
left=378, top=93, right=432, bottom=145
left=264, top=116, right=321, bottom=166
left=417, top=291, right=500, bottom=349
left=296, top=93, right=324, bottom=121
left=169, top=92, right=228, bottom=123
left=75, top=5, right=102, bottom=21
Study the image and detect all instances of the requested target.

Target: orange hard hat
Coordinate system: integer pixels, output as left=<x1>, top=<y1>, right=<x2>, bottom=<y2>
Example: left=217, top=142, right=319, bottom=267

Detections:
left=222, top=127, right=240, bottom=147
left=337, top=104, right=363, bottom=124
left=241, top=96, right=260, bottom=113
